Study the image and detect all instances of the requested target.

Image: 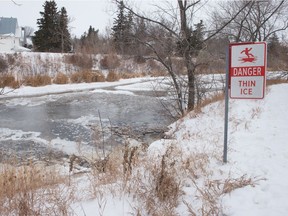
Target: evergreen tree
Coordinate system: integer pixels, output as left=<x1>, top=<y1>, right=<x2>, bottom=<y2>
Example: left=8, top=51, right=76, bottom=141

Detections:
left=177, top=20, right=205, bottom=57
left=132, top=17, right=149, bottom=56
left=190, top=20, right=205, bottom=54
left=268, top=33, right=280, bottom=57
left=79, top=26, right=99, bottom=53
left=33, top=0, right=71, bottom=52
left=111, top=1, right=134, bottom=54
left=81, top=26, right=99, bottom=45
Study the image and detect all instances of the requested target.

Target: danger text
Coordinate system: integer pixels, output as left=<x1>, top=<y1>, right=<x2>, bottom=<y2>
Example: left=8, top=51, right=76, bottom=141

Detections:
left=232, top=67, right=262, bottom=76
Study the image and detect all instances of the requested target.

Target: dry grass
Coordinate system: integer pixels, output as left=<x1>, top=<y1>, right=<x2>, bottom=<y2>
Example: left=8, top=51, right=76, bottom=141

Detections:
left=0, top=74, right=20, bottom=89
left=70, top=71, right=86, bottom=83
left=221, top=175, right=258, bottom=194
left=0, top=137, right=262, bottom=215
left=182, top=152, right=259, bottom=216
left=106, top=70, right=120, bottom=82
left=266, top=78, right=288, bottom=86
left=53, top=73, right=69, bottom=84
left=193, top=92, right=225, bottom=114
left=64, top=53, right=93, bottom=70
left=133, top=55, right=146, bottom=64
left=23, top=74, right=52, bottom=87
left=70, top=70, right=105, bottom=83
left=0, top=163, right=75, bottom=215
left=120, top=71, right=146, bottom=79
left=100, top=54, right=120, bottom=70
left=150, top=70, right=168, bottom=77
left=0, top=164, right=61, bottom=199
left=120, top=145, right=184, bottom=215
left=0, top=56, right=8, bottom=72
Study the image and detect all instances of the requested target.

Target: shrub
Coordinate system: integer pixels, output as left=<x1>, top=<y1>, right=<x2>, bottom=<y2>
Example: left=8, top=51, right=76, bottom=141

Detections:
left=0, top=74, right=19, bottom=89
left=106, top=70, right=120, bottom=82
left=267, top=78, right=288, bottom=85
left=150, top=70, right=167, bottom=77
left=23, top=74, right=51, bottom=87
left=70, top=70, right=105, bottom=83
left=64, top=53, right=93, bottom=69
left=0, top=163, right=75, bottom=215
left=172, top=58, right=186, bottom=75
left=70, top=71, right=83, bottom=83
left=93, top=71, right=106, bottom=82
left=53, top=73, right=69, bottom=84
left=120, top=72, right=141, bottom=79
left=133, top=55, right=146, bottom=64
left=100, top=54, right=120, bottom=70
left=82, top=70, right=96, bottom=83
left=7, top=53, right=17, bottom=66
left=0, top=56, right=8, bottom=73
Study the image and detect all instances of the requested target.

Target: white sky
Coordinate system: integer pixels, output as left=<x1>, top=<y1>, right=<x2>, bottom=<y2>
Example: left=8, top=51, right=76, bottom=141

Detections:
left=0, top=0, right=209, bottom=38
left=0, top=0, right=117, bottom=37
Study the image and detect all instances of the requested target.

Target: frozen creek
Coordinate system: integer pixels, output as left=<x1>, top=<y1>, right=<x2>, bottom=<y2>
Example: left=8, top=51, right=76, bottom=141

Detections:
left=0, top=87, right=172, bottom=164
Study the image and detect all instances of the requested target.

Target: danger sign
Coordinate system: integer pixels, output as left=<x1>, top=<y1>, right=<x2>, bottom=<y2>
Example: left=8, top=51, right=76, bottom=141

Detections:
left=229, top=42, right=267, bottom=99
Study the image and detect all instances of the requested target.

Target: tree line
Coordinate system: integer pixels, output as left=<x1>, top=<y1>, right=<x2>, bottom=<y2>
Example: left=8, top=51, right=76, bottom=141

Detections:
left=31, top=0, right=288, bottom=115
left=33, top=1, right=288, bottom=57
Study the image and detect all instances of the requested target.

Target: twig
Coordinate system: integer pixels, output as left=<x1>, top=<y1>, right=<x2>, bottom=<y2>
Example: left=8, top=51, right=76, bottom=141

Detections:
left=108, top=117, right=113, bottom=151
left=98, top=110, right=106, bottom=158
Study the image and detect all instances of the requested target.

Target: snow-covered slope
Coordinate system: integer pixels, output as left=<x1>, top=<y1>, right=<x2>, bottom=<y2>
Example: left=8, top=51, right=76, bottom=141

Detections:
left=152, top=83, right=288, bottom=216
left=221, top=84, right=288, bottom=216
left=71, top=83, right=288, bottom=215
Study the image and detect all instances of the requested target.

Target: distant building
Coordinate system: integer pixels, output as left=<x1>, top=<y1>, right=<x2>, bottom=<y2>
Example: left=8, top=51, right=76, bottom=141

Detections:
left=0, top=17, right=30, bottom=52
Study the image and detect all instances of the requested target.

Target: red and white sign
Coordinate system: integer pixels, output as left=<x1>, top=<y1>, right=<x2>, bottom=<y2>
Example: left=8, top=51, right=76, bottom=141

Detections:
left=229, top=42, right=267, bottom=99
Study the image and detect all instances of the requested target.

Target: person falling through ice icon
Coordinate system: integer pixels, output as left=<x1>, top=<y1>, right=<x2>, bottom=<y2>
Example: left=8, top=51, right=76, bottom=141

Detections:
left=241, top=47, right=254, bottom=58
left=240, top=47, right=256, bottom=63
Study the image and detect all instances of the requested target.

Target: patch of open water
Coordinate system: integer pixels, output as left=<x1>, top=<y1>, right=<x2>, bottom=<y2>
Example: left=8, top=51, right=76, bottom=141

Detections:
left=0, top=89, right=172, bottom=163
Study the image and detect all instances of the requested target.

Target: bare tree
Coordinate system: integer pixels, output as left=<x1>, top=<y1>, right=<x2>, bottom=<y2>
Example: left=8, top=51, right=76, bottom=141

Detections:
left=23, top=26, right=34, bottom=37
left=211, top=0, right=288, bottom=42
left=21, top=26, right=34, bottom=48
left=113, top=0, right=254, bottom=117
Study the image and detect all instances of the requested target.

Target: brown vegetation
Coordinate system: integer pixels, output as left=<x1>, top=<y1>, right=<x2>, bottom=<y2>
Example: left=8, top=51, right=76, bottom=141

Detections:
left=0, top=163, right=75, bottom=215
left=99, top=54, right=120, bottom=70
left=23, top=74, right=52, bottom=87
left=64, top=53, right=93, bottom=69
left=53, top=72, right=69, bottom=84
left=70, top=70, right=105, bottom=83
left=0, top=74, right=19, bottom=89
left=106, top=70, right=120, bottom=82
left=266, top=78, right=288, bottom=86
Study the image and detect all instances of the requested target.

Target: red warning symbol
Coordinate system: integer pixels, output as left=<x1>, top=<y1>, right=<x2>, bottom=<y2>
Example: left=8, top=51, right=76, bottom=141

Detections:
left=239, top=47, right=257, bottom=63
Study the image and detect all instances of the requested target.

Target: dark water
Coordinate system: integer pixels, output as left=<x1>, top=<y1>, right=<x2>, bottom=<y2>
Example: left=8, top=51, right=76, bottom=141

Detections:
left=0, top=90, right=172, bottom=163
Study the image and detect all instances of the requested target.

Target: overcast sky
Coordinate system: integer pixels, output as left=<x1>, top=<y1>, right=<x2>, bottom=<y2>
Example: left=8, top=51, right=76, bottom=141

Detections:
left=0, top=0, right=211, bottom=38
left=0, top=0, right=116, bottom=37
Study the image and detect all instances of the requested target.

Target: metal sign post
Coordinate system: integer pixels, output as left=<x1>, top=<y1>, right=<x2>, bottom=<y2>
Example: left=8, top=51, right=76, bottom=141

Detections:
left=223, top=47, right=229, bottom=163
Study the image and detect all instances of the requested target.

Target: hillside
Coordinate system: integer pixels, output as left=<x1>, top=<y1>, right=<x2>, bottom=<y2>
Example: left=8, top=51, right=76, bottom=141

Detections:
left=69, top=83, right=288, bottom=215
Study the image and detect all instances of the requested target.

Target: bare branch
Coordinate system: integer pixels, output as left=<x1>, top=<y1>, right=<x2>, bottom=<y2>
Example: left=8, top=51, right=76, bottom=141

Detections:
left=204, top=1, right=252, bottom=42
left=11, top=0, right=21, bottom=6
left=115, top=0, right=178, bottom=38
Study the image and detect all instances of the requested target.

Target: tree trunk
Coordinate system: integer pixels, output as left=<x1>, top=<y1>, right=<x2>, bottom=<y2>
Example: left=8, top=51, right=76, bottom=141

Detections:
left=186, top=58, right=196, bottom=110
left=178, top=0, right=196, bottom=110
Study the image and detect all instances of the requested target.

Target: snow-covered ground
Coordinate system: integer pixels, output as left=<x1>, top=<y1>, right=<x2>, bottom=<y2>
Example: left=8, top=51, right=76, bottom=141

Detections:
left=1, top=78, right=287, bottom=215
left=72, top=82, right=288, bottom=215
left=1, top=77, right=159, bottom=98
left=168, top=83, right=288, bottom=216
